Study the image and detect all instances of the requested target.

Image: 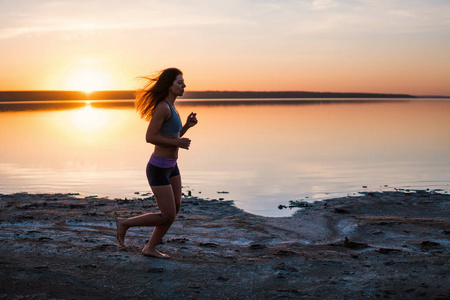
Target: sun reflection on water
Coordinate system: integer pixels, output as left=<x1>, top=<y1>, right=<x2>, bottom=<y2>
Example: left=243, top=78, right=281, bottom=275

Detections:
left=69, top=102, right=110, bottom=132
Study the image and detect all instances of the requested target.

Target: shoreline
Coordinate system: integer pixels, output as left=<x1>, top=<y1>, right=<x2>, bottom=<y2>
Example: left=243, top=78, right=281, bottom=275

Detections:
left=0, top=90, right=419, bottom=102
left=1, top=191, right=449, bottom=299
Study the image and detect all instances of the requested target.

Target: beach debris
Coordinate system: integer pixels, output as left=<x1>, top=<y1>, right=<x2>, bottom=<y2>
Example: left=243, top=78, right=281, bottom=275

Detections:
left=217, top=191, right=229, bottom=194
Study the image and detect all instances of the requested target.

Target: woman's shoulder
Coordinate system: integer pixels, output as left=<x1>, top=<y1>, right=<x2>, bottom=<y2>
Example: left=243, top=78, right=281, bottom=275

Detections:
left=153, top=101, right=171, bottom=119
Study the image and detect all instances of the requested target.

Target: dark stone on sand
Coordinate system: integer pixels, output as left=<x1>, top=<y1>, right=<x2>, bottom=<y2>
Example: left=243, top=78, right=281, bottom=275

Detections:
left=330, top=237, right=370, bottom=249
left=333, top=207, right=350, bottom=214
left=199, top=242, right=219, bottom=248
left=419, top=241, right=440, bottom=247
left=69, top=204, right=86, bottom=209
left=376, top=248, right=402, bottom=254
left=216, top=276, right=229, bottom=281
left=288, top=200, right=312, bottom=208
left=147, top=267, right=164, bottom=273
left=249, top=244, right=266, bottom=250
left=273, top=250, right=297, bottom=256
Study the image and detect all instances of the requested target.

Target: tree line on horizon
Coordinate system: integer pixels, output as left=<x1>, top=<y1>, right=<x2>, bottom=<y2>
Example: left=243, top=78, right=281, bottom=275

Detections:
left=0, top=90, right=417, bottom=102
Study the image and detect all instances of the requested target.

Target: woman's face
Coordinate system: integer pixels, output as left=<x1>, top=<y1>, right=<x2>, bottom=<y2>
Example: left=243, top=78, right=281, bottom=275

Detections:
left=169, top=74, right=186, bottom=97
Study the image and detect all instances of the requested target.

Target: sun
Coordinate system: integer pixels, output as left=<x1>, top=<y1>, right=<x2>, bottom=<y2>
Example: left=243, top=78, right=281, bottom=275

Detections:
left=64, top=66, right=113, bottom=93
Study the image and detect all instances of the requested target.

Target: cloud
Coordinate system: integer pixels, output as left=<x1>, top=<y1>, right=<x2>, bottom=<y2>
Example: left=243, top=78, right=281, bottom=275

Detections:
left=0, top=0, right=252, bottom=39
left=1, top=0, right=449, bottom=41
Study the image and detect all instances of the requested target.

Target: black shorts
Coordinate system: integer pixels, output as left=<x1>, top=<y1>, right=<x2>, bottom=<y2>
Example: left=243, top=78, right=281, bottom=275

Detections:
left=146, top=161, right=180, bottom=186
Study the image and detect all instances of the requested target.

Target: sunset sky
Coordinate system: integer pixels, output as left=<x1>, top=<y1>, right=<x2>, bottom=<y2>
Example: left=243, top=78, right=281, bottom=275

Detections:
left=1, top=0, right=449, bottom=95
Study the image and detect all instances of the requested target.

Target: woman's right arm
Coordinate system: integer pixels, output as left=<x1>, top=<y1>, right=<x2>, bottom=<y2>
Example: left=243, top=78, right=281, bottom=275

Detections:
left=145, top=104, right=191, bottom=149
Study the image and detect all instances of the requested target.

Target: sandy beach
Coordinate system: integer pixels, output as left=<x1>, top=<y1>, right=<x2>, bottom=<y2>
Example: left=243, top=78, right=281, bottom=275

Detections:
left=0, top=191, right=449, bottom=299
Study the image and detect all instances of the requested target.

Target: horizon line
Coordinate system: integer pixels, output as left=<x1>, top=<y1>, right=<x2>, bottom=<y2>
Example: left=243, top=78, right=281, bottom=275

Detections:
left=0, top=90, right=449, bottom=99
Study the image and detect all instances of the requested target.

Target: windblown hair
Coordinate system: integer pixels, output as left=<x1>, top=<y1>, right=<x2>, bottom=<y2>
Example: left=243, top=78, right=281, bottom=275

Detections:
left=135, top=68, right=183, bottom=121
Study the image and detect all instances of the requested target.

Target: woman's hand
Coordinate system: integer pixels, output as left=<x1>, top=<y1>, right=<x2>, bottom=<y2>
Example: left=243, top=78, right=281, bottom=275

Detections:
left=178, top=137, right=192, bottom=150
left=186, top=112, right=198, bottom=128
left=180, top=112, right=198, bottom=138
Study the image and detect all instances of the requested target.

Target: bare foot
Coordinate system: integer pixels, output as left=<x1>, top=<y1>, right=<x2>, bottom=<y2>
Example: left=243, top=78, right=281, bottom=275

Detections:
left=116, top=218, right=128, bottom=247
left=142, top=247, right=170, bottom=259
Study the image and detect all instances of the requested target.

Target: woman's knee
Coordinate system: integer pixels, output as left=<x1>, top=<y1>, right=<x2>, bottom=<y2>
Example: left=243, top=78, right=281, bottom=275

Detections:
left=160, top=212, right=176, bottom=225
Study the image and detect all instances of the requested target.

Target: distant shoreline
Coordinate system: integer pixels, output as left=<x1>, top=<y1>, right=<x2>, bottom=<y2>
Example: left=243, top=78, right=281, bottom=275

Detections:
left=0, top=90, right=424, bottom=102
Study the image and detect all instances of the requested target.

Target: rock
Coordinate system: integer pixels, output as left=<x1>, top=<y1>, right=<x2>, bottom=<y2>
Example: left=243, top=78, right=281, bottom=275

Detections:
left=376, top=248, right=402, bottom=254
left=216, top=276, right=229, bottom=281
left=288, top=200, right=312, bottom=208
left=248, top=244, right=266, bottom=250
left=199, top=242, right=219, bottom=248
left=332, top=207, right=349, bottom=214
left=419, top=241, right=440, bottom=247
left=273, top=250, right=297, bottom=256
left=330, top=237, right=370, bottom=249
left=147, top=267, right=164, bottom=273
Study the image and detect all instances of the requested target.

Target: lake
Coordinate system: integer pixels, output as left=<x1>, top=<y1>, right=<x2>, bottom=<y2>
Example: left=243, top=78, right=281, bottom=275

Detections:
left=1, top=98, right=449, bottom=216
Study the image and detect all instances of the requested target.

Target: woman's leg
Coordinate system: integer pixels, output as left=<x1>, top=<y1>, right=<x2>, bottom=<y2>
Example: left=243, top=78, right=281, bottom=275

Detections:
left=170, top=174, right=182, bottom=214
left=116, top=184, right=177, bottom=248
left=142, top=183, right=178, bottom=258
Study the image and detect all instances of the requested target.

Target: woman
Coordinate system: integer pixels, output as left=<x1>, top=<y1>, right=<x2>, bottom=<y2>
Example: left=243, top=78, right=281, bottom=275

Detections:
left=116, top=68, right=198, bottom=259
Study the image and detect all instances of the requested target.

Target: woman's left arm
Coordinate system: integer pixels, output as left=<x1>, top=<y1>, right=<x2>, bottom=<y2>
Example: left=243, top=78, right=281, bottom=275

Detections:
left=180, top=112, right=198, bottom=137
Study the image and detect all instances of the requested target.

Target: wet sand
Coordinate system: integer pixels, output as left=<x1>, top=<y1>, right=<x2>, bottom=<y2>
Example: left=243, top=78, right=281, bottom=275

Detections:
left=0, top=191, right=449, bottom=299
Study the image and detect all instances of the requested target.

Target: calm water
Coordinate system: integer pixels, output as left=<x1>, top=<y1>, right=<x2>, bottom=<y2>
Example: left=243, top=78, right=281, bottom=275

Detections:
left=1, top=99, right=449, bottom=216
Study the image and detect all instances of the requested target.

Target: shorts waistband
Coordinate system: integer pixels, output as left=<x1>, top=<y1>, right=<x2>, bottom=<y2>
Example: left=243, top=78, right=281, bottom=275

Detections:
left=149, top=154, right=177, bottom=168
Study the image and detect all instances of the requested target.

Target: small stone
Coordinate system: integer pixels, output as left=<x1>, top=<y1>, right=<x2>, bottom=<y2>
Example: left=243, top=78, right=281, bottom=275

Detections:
left=216, top=276, right=229, bottom=281
left=147, top=267, right=164, bottom=273
left=332, top=207, right=349, bottom=214
left=249, top=244, right=266, bottom=250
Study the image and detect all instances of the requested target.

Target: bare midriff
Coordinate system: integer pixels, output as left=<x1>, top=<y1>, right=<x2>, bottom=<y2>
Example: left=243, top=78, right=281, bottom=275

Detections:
left=153, top=134, right=180, bottom=159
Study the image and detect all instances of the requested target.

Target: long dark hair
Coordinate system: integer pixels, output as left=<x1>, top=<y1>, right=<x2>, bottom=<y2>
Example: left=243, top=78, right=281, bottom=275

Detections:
left=135, top=68, right=183, bottom=121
